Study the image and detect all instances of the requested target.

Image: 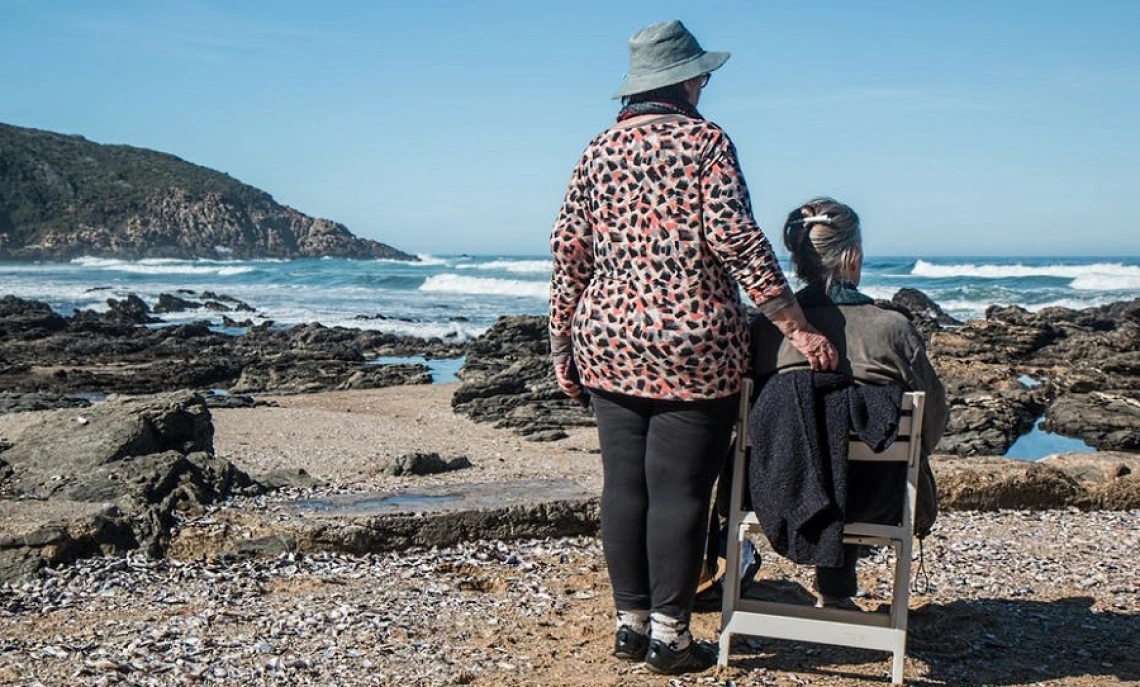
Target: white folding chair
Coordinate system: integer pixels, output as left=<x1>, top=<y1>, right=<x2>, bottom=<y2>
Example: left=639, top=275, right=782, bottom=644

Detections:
left=718, top=378, right=926, bottom=685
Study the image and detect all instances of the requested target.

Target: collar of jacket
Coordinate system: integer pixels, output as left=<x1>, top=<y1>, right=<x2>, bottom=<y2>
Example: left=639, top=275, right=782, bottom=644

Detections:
left=797, top=281, right=874, bottom=308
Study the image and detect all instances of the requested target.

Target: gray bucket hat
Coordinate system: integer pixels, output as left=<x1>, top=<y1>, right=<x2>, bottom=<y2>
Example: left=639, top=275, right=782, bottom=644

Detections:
left=613, top=20, right=730, bottom=99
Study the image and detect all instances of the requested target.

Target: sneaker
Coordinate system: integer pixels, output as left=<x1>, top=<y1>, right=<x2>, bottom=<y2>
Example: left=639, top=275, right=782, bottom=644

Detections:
left=612, top=625, right=650, bottom=661
left=644, top=638, right=717, bottom=675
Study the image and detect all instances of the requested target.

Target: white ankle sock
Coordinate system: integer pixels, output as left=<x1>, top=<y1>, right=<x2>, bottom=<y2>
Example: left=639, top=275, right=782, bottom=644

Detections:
left=616, top=609, right=649, bottom=634
left=650, top=612, right=692, bottom=651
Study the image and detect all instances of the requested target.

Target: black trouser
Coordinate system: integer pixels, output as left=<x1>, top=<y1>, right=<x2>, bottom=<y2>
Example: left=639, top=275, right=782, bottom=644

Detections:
left=590, top=388, right=738, bottom=622
left=815, top=463, right=907, bottom=597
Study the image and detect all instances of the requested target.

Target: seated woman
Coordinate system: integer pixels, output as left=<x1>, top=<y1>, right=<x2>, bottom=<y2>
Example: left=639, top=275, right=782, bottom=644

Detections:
left=750, top=197, right=948, bottom=608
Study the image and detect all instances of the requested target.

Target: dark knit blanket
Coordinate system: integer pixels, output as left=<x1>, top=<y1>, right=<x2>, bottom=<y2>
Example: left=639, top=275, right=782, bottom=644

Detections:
left=748, top=370, right=902, bottom=566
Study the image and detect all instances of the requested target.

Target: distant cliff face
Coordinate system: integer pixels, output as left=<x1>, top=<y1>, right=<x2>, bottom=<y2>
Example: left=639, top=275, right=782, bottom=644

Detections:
left=0, top=123, right=415, bottom=261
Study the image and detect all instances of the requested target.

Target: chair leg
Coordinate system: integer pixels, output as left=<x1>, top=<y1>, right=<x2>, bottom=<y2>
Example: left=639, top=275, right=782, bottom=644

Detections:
left=718, top=529, right=741, bottom=667
left=891, top=647, right=905, bottom=684
left=718, top=629, right=732, bottom=666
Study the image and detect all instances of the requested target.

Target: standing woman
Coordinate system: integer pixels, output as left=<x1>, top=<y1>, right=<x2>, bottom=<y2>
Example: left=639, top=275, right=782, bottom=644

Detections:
left=549, top=20, right=837, bottom=674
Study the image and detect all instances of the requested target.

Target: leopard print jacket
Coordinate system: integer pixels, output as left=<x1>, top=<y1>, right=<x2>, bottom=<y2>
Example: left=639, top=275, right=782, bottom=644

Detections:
left=549, top=115, right=791, bottom=400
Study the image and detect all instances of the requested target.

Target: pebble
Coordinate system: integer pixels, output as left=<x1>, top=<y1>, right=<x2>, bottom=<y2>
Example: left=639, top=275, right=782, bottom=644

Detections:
left=0, top=511, right=1137, bottom=686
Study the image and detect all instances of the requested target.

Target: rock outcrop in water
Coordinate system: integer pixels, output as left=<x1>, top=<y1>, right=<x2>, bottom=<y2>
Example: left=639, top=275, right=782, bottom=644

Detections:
left=930, top=299, right=1140, bottom=453
left=0, top=122, right=414, bottom=261
left=0, top=294, right=460, bottom=397
left=450, top=315, right=594, bottom=441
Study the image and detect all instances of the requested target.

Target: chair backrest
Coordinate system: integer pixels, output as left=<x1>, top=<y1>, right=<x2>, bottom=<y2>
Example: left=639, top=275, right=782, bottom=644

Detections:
left=734, top=377, right=926, bottom=538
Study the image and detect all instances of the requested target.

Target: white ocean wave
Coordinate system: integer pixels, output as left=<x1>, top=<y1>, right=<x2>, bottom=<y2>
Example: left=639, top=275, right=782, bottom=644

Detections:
left=412, top=254, right=450, bottom=266
left=71, top=256, right=127, bottom=268
left=114, top=264, right=254, bottom=276
left=857, top=285, right=899, bottom=301
left=69, top=256, right=256, bottom=276
left=321, top=317, right=488, bottom=342
left=368, top=254, right=450, bottom=267
left=456, top=259, right=553, bottom=274
left=418, top=274, right=549, bottom=299
left=1070, top=273, right=1140, bottom=291
left=0, top=281, right=124, bottom=306
left=932, top=299, right=991, bottom=321
left=911, top=259, right=1140, bottom=287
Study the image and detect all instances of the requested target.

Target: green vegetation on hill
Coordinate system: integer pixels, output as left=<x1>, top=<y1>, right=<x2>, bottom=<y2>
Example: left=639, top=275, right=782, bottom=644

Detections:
left=0, top=122, right=414, bottom=261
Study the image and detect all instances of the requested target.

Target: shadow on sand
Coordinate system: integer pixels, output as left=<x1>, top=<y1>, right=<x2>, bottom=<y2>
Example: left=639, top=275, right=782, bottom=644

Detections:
left=725, top=591, right=1140, bottom=685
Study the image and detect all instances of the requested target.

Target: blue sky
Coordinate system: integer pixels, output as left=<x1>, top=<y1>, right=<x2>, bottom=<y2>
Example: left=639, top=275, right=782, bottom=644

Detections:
left=2, top=0, right=1138, bottom=257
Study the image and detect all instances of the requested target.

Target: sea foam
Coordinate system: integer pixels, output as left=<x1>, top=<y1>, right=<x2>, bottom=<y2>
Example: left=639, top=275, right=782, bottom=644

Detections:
left=911, top=259, right=1140, bottom=288
left=71, top=257, right=255, bottom=276
left=456, top=259, right=553, bottom=274
left=418, top=274, right=549, bottom=299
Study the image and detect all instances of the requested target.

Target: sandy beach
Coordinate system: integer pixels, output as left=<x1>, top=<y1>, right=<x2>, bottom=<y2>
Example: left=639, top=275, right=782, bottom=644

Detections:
left=1, top=384, right=1138, bottom=686
left=209, top=384, right=606, bottom=494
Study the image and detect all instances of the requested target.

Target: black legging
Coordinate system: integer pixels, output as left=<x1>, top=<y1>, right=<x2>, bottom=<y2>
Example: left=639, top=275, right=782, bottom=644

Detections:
left=590, top=387, right=738, bottom=622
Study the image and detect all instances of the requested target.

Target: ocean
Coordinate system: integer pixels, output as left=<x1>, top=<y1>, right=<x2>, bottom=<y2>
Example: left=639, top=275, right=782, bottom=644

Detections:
left=3, top=253, right=1138, bottom=459
left=4, top=254, right=1139, bottom=340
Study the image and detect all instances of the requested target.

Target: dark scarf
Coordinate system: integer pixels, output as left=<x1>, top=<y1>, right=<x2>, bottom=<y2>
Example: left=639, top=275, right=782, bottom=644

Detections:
left=616, top=98, right=703, bottom=122
left=798, top=280, right=874, bottom=307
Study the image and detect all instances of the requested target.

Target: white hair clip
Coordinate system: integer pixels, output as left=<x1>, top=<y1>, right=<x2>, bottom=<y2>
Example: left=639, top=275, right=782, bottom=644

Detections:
left=794, top=214, right=832, bottom=225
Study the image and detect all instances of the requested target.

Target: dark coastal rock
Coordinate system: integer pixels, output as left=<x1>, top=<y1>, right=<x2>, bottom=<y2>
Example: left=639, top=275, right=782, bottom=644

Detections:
left=0, top=122, right=414, bottom=262
left=1098, top=474, right=1140, bottom=509
left=924, top=296, right=1140, bottom=454
left=1054, top=352, right=1140, bottom=394
left=382, top=452, right=472, bottom=477
left=0, top=391, right=262, bottom=580
left=0, top=295, right=67, bottom=337
left=938, top=390, right=1048, bottom=456
left=887, top=287, right=962, bottom=335
left=452, top=316, right=593, bottom=438
left=153, top=293, right=201, bottom=313
left=1043, top=392, right=1140, bottom=451
left=201, top=393, right=261, bottom=409
left=0, top=392, right=92, bottom=414
left=253, top=467, right=325, bottom=491
left=201, top=292, right=254, bottom=311
left=105, top=294, right=160, bottom=324
left=1, top=391, right=223, bottom=498
left=930, top=311, right=1064, bottom=363
left=0, top=503, right=138, bottom=583
left=221, top=315, right=255, bottom=328
left=0, top=296, right=452, bottom=397
left=67, top=307, right=160, bottom=338
left=231, top=360, right=431, bottom=395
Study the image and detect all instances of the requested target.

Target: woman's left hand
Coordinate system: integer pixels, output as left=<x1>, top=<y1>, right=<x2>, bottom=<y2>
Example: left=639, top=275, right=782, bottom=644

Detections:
left=787, top=327, right=839, bottom=371
left=554, top=356, right=588, bottom=406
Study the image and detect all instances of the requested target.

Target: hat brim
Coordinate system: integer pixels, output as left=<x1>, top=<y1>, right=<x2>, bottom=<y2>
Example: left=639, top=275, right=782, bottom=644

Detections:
left=612, top=50, right=730, bottom=99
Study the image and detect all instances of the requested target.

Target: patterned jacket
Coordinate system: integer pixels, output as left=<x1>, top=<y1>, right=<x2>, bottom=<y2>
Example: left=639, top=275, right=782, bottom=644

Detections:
left=549, top=114, right=792, bottom=400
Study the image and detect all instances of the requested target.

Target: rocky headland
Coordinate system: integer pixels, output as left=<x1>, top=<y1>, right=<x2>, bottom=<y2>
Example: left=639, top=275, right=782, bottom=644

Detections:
left=0, top=122, right=414, bottom=261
